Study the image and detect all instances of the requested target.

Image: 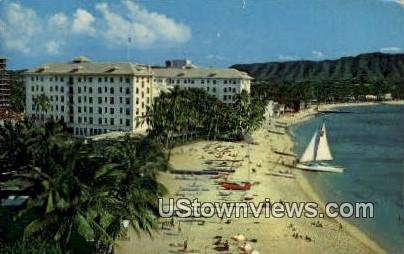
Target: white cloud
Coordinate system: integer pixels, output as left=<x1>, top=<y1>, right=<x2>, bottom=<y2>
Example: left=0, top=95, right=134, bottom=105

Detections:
left=48, top=12, right=69, bottom=30
left=381, top=0, right=404, bottom=7
left=45, top=40, right=64, bottom=55
left=72, top=9, right=95, bottom=34
left=278, top=55, right=300, bottom=61
left=0, top=1, right=192, bottom=55
left=0, top=3, right=41, bottom=54
left=96, top=0, right=191, bottom=48
left=312, top=50, right=324, bottom=59
left=380, top=46, right=401, bottom=53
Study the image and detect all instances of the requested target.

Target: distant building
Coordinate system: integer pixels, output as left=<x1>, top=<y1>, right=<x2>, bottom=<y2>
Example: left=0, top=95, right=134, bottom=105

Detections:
left=165, top=59, right=193, bottom=69
left=24, top=56, right=155, bottom=137
left=152, top=66, right=252, bottom=105
left=384, top=93, right=392, bottom=100
left=365, top=94, right=377, bottom=101
left=0, top=57, right=11, bottom=108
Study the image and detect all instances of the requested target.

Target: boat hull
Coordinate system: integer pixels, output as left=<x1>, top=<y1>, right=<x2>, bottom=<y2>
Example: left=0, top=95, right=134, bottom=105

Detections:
left=296, top=163, right=344, bottom=173
left=220, top=182, right=251, bottom=190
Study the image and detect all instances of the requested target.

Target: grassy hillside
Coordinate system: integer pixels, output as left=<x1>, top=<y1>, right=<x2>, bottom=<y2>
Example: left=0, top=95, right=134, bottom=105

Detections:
left=231, top=52, right=404, bottom=83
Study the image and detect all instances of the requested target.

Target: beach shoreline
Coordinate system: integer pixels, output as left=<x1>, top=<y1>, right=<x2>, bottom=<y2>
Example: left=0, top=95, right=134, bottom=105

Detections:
left=115, top=101, right=401, bottom=254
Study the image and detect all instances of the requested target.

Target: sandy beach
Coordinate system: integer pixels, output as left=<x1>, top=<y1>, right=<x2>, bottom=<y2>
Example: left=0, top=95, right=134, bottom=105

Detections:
left=115, top=101, right=400, bottom=254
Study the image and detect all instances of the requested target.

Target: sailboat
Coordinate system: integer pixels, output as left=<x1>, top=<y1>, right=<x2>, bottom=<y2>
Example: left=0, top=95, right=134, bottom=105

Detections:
left=296, top=121, right=344, bottom=173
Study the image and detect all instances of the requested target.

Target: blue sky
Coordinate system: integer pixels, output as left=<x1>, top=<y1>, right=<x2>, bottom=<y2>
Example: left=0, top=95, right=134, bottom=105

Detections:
left=1, top=0, right=403, bottom=69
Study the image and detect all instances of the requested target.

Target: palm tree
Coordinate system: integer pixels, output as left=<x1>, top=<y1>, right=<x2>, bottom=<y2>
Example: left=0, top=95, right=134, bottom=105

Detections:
left=33, top=94, right=51, bottom=113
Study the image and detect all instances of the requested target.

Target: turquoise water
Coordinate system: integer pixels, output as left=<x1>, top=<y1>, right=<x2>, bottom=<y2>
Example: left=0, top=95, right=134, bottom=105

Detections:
left=290, top=105, right=404, bottom=253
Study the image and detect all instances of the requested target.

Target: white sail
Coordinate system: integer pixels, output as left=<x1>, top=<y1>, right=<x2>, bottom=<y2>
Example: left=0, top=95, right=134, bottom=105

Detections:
left=300, top=132, right=317, bottom=162
left=316, top=123, right=333, bottom=161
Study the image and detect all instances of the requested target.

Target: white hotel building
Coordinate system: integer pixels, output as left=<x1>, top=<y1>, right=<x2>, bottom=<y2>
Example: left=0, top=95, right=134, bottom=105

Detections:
left=24, top=57, right=252, bottom=137
left=152, top=67, right=252, bottom=105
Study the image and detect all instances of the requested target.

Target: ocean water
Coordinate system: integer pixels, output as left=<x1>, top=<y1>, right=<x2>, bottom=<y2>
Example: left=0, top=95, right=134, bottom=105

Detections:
left=290, top=105, right=404, bottom=253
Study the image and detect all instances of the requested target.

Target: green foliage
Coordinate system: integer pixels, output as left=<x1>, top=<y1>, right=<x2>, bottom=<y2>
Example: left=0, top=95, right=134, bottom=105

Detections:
left=141, top=87, right=265, bottom=148
left=10, top=79, right=25, bottom=113
left=0, top=119, right=168, bottom=253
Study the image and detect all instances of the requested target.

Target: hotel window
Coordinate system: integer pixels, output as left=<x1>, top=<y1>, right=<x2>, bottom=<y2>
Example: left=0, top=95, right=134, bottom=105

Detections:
left=136, top=98, right=139, bottom=104
left=50, top=86, right=53, bottom=92
left=78, top=96, right=81, bottom=103
left=110, top=77, right=114, bottom=83
left=207, top=87, right=210, bottom=91
left=98, top=77, right=102, bottom=83
left=84, top=106, right=87, bottom=113
left=104, top=87, right=107, bottom=93
left=119, top=77, right=123, bottom=83
left=120, top=97, right=123, bottom=103
left=98, top=118, right=102, bottom=124
left=135, top=88, right=139, bottom=94
left=61, top=106, right=64, bottom=112
left=110, top=97, right=114, bottom=104
left=104, top=118, right=107, bottom=124
left=146, top=88, right=150, bottom=94
left=89, top=97, right=93, bottom=103
left=61, top=96, right=64, bottom=102
left=146, top=98, right=149, bottom=103
left=142, top=102, right=144, bottom=109
left=78, top=77, right=82, bottom=82
left=70, top=116, right=74, bottom=123
left=120, top=119, right=123, bottom=125
left=78, top=117, right=82, bottom=123
left=126, top=78, right=130, bottom=83
left=78, top=107, right=82, bottom=113
left=213, top=80, right=217, bottom=84
left=223, top=95, right=227, bottom=101
left=78, top=87, right=82, bottom=93
left=40, top=77, right=44, bottom=82
left=110, top=118, right=114, bottom=125
left=89, top=87, right=93, bottom=94
left=104, top=77, right=108, bottom=82
left=224, top=88, right=227, bottom=93
left=55, top=86, right=58, bottom=91
left=89, top=117, right=93, bottom=124
left=141, top=81, right=144, bottom=88
left=98, top=107, right=102, bottom=114
left=98, top=97, right=102, bottom=104
left=136, top=109, right=139, bottom=115
left=110, top=87, right=114, bottom=94
left=233, top=80, right=236, bottom=84
left=104, top=97, right=107, bottom=103
left=41, top=86, right=44, bottom=92
left=89, top=77, right=93, bottom=82
left=224, top=80, right=227, bottom=84
left=125, top=108, right=130, bottom=115
left=89, top=107, right=93, bottom=113
left=104, top=107, right=107, bottom=113
left=126, top=98, right=130, bottom=105
left=232, top=88, right=236, bottom=93
left=31, top=77, right=34, bottom=81
left=141, top=92, right=144, bottom=98
left=126, top=119, right=130, bottom=126
left=61, top=87, right=64, bottom=92
left=119, top=87, right=123, bottom=93
left=31, top=86, right=34, bottom=92
left=126, top=88, right=130, bottom=94
left=110, top=108, right=114, bottom=114
left=61, top=77, right=64, bottom=82
left=98, top=87, right=102, bottom=93
left=120, top=108, right=123, bottom=114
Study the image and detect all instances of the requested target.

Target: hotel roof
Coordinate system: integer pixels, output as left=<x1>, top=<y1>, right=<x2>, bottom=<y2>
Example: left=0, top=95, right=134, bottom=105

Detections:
left=152, top=67, right=253, bottom=80
left=25, top=56, right=152, bottom=76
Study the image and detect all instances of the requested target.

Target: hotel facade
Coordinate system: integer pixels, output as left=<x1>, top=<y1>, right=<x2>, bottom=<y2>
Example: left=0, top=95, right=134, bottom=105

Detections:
left=25, top=57, right=252, bottom=137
